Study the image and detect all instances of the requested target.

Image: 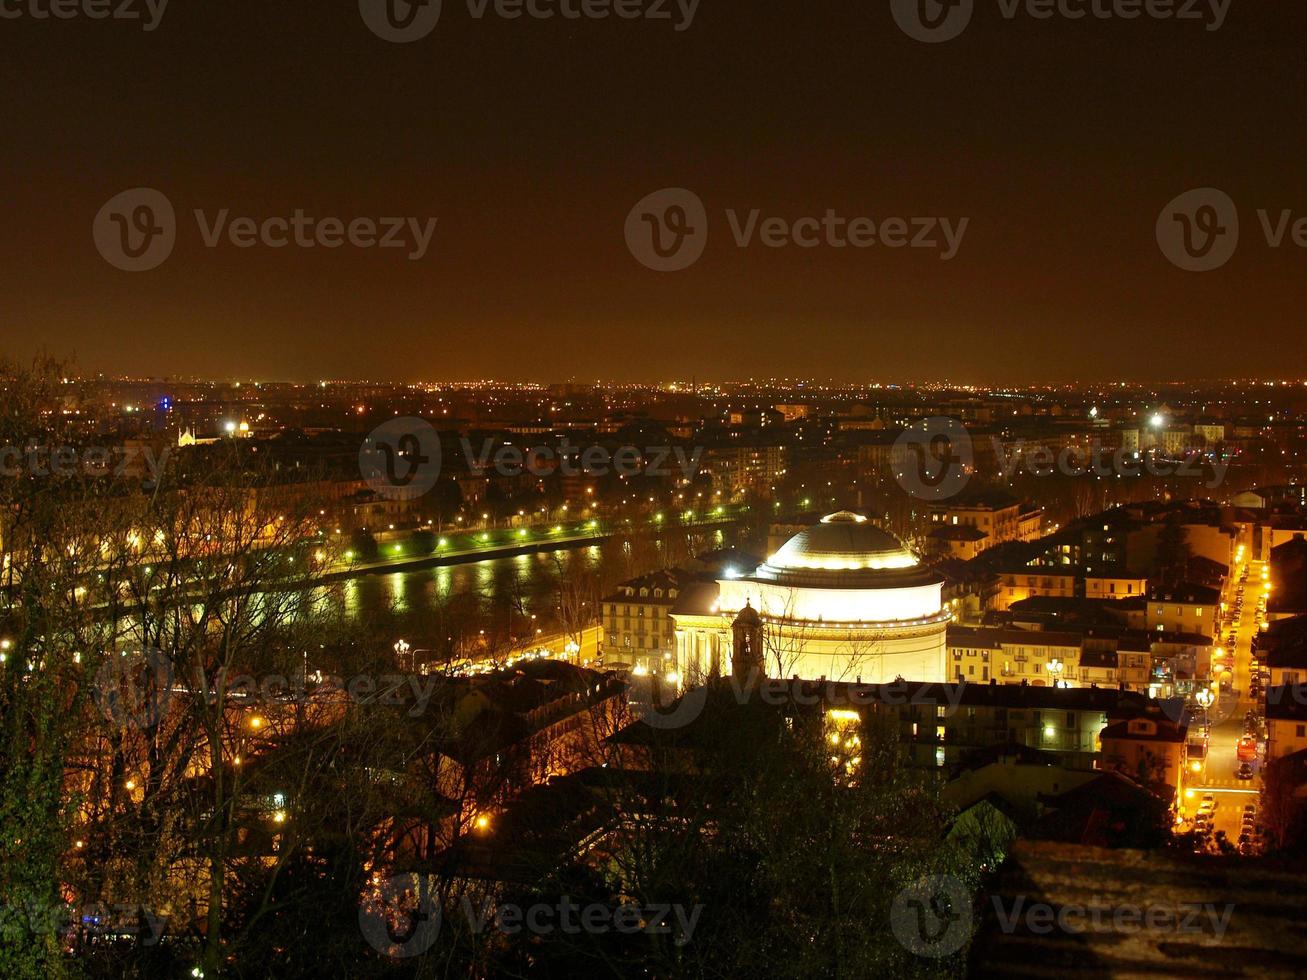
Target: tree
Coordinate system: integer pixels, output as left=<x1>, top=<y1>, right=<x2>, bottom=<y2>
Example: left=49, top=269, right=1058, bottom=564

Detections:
left=489, top=686, right=975, bottom=978
left=349, top=528, right=380, bottom=563
left=0, top=354, right=130, bottom=979
left=1260, top=753, right=1307, bottom=854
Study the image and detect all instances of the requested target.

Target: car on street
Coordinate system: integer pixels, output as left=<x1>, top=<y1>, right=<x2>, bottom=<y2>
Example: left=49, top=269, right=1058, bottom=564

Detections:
left=1237, top=762, right=1255, bottom=780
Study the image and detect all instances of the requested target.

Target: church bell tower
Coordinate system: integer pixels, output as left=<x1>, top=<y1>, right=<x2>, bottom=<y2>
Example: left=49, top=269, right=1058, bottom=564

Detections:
left=731, top=600, right=764, bottom=685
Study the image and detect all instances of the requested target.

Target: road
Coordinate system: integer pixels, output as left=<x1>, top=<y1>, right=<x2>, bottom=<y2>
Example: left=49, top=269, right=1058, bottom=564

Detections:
left=1184, top=552, right=1267, bottom=845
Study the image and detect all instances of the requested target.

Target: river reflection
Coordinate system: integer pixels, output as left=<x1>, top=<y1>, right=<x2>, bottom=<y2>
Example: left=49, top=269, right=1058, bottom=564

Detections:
left=319, top=529, right=730, bottom=654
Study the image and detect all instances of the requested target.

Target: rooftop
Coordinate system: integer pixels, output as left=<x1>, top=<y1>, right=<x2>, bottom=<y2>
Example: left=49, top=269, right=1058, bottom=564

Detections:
left=763, top=510, right=917, bottom=572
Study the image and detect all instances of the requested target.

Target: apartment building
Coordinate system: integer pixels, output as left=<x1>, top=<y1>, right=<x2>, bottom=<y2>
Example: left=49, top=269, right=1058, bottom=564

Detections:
left=949, top=626, right=1083, bottom=686
left=947, top=624, right=1206, bottom=697
left=929, top=490, right=1042, bottom=559
left=697, top=444, right=786, bottom=499
left=601, top=569, right=694, bottom=673
left=1265, top=684, right=1307, bottom=761
left=1148, top=584, right=1220, bottom=639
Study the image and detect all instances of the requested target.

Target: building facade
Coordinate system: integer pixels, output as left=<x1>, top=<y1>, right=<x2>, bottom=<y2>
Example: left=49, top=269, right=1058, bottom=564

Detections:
left=672, top=512, right=950, bottom=685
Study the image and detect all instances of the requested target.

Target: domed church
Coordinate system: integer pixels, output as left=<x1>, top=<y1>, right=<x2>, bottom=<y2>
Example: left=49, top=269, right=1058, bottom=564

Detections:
left=671, top=512, right=950, bottom=685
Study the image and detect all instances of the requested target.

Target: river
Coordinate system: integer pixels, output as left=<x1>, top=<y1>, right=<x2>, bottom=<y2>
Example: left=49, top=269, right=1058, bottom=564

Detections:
left=318, top=525, right=740, bottom=657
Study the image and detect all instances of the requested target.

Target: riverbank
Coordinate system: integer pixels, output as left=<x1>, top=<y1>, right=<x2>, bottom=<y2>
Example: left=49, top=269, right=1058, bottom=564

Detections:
left=322, top=510, right=747, bottom=581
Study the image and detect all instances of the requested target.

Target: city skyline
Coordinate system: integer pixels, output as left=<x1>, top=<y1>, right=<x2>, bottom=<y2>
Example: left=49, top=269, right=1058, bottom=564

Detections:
left=5, top=4, right=1307, bottom=382
left=8, top=4, right=1307, bottom=975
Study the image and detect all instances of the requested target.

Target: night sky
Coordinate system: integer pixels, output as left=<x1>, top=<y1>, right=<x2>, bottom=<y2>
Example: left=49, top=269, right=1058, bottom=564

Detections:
left=3, top=0, right=1306, bottom=383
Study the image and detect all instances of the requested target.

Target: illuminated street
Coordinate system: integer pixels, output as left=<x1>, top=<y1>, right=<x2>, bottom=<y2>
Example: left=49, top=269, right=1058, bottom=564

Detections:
left=1185, top=552, right=1269, bottom=847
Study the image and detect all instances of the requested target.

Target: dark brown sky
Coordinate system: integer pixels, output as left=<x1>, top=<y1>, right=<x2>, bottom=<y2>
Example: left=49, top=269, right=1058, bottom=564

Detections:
left=3, top=0, right=1306, bottom=383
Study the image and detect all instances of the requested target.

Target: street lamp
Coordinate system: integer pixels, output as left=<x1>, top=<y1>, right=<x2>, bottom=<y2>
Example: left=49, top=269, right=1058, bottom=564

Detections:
left=1195, top=687, right=1214, bottom=733
left=394, top=638, right=412, bottom=672
left=1047, top=658, right=1064, bottom=688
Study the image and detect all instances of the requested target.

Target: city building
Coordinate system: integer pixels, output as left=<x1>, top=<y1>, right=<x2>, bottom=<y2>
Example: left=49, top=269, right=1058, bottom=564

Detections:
left=1147, top=584, right=1220, bottom=639
left=601, top=569, right=694, bottom=674
left=947, top=623, right=1210, bottom=698
left=928, top=490, right=1042, bottom=558
left=1259, top=616, right=1307, bottom=686
left=948, top=625, right=1081, bottom=686
left=697, top=444, right=786, bottom=499
left=1099, top=712, right=1189, bottom=792
left=671, top=511, right=950, bottom=685
left=1265, top=684, right=1307, bottom=761
left=929, top=524, right=991, bottom=561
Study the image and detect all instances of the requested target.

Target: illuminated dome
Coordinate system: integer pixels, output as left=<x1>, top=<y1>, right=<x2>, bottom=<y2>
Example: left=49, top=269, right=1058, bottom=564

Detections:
left=674, top=511, right=950, bottom=686
left=765, top=511, right=918, bottom=573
